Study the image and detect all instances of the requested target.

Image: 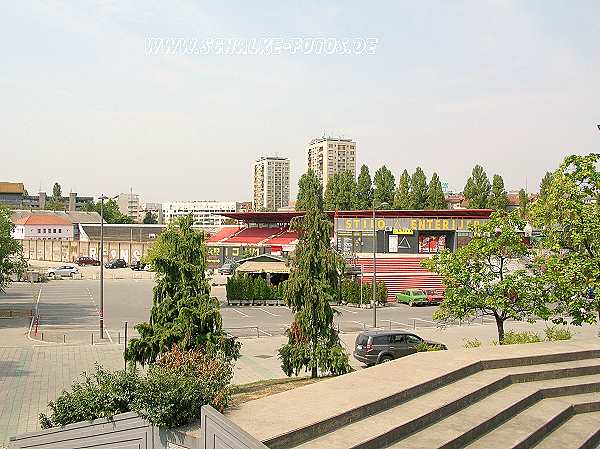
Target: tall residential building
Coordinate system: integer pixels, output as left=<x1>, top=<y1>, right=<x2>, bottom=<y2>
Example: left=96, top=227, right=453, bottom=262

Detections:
left=252, top=156, right=290, bottom=211
left=162, top=200, right=238, bottom=226
left=117, top=192, right=141, bottom=221
left=305, top=137, right=357, bottom=187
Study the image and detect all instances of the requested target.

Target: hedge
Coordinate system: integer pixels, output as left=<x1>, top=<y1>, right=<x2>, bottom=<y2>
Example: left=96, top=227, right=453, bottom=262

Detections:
left=341, top=278, right=387, bottom=306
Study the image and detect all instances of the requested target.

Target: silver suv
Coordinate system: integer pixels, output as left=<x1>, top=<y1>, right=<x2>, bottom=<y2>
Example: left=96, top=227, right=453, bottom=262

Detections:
left=353, top=330, right=446, bottom=366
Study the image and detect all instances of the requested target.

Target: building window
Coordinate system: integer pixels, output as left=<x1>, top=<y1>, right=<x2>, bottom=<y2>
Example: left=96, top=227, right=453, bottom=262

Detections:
left=43, top=229, right=46, bottom=233
left=59, top=229, right=62, bottom=233
left=38, top=229, right=41, bottom=234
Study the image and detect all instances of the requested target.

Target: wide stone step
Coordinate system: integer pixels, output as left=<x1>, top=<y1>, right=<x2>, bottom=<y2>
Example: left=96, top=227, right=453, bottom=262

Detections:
left=387, top=376, right=600, bottom=449
left=465, top=393, right=600, bottom=449
left=292, top=359, right=600, bottom=449
left=533, top=409, right=600, bottom=449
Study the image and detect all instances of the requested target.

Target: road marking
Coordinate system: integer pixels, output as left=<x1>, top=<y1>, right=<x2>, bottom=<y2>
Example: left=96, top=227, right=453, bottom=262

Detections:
left=334, top=306, right=358, bottom=314
left=104, top=328, right=114, bottom=343
left=258, top=329, right=273, bottom=337
left=230, top=308, right=250, bottom=318
left=412, top=317, right=437, bottom=326
left=389, top=320, right=413, bottom=329
left=257, top=307, right=279, bottom=317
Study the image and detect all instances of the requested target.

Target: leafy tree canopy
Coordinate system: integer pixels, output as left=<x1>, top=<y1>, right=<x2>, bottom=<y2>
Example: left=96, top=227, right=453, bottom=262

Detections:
left=84, top=198, right=134, bottom=224
left=324, top=170, right=357, bottom=210
left=426, top=172, right=446, bottom=210
left=126, top=215, right=239, bottom=365
left=143, top=211, right=158, bottom=224
left=488, top=174, right=509, bottom=210
left=464, top=164, right=491, bottom=209
left=373, top=166, right=395, bottom=209
left=409, top=167, right=428, bottom=209
left=531, top=153, right=600, bottom=326
left=52, top=182, right=62, bottom=199
left=393, top=170, right=411, bottom=210
left=423, top=211, right=549, bottom=342
left=0, top=207, right=26, bottom=292
left=356, top=164, right=373, bottom=210
left=518, top=188, right=529, bottom=219
left=296, top=170, right=323, bottom=211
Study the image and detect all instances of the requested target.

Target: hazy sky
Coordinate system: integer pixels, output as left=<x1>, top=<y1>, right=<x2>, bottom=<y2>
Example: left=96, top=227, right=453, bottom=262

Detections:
left=2, top=1, right=599, bottom=203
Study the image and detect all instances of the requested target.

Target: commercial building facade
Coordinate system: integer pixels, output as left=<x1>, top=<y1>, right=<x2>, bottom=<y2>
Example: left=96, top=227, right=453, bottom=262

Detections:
left=305, top=137, right=357, bottom=187
left=162, top=201, right=238, bottom=227
left=252, top=156, right=290, bottom=211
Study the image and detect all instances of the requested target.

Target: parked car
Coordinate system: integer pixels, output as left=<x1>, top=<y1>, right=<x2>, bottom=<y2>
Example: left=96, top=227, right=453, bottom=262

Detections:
left=130, top=260, right=146, bottom=271
left=218, top=261, right=238, bottom=275
left=104, top=259, right=127, bottom=269
left=76, top=256, right=100, bottom=266
left=396, top=289, right=428, bottom=306
left=423, top=289, right=444, bottom=305
left=353, top=330, right=446, bottom=366
left=47, top=265, right=79, bottom=278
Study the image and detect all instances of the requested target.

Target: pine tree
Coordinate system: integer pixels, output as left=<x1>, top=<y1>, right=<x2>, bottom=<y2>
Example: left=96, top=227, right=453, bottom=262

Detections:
left=393, top=170, right=411, bottom=210
left=464, top=165, right=491, bottom=208
left=296, top=170, right=323, bottom=211
left=426, top=172, right=447, bottom=209
left=52, top=182, right=62, bottom=199
left=279, top=180, right=351, bottom=378
left=126, top=215, right=239, bottom=365
left=356, top=165, right=373, bottom=210
left=488, top=174, right=509, bottom=210
left=409, top=167, right=428, bottom=209
left=373, top=166, right=395, bottom=209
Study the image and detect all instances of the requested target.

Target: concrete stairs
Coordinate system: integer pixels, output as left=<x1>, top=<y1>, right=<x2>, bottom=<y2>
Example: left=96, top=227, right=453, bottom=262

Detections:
left=242, top=346, right=600, bottom=449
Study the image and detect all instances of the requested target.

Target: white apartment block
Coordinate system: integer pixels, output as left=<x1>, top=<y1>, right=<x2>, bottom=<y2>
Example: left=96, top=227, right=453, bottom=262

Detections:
left=117, top=192, right=141, bottom=221
left=162, top=201, right=237, bottom=226
left=252, top=156, right=290, bottom=211
left=305, top=137, right=357, bottom=187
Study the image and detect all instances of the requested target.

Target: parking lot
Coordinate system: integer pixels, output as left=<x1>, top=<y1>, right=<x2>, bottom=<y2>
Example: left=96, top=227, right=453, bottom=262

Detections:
left=0, top=277, right=498, bottom=345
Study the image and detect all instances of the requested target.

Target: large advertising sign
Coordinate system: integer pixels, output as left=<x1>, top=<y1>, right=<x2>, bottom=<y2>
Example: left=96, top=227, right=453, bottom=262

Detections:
left=335, top=216, right=485, bottom=233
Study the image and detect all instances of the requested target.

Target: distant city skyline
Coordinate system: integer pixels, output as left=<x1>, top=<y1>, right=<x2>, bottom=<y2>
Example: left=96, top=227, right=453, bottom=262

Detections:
left=2, top=1, right=599, bottom=202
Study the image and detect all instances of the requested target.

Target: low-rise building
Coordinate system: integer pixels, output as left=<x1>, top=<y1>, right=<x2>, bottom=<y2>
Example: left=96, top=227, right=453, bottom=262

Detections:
left=0, top=182, right=93, bottom=210
left=162, top=201, right=238, bottom=227
left=11, top=214, right=73, bottom=241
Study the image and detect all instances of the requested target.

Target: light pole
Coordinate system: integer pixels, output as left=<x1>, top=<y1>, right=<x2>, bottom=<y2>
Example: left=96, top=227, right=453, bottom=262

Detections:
left=99, top=195, right=106, bottom=339
left=372, top=200, right=389, bottom=327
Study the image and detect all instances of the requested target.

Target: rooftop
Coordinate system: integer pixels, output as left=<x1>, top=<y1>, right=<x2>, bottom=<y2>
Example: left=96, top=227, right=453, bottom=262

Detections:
left=13, top=214, right=71, bottom=225
left=0, top=182, right=25, bottom=194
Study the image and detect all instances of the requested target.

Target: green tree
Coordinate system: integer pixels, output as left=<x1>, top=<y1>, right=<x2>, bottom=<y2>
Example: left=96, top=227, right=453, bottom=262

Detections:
left=426, top=172, right=446, bottom=210
left=0, top=207, right=26, bottom=292
left=531, top=153, right=600, bottom=326
left=296, top=170, right=323, bottom=211
left=84, top=199, right=134, bottom=224
left=373, top=166, right=395, bottom=209
left=538, top=171, right=553, bottom=202
left=356, top=165, right=373, bottom=210
left=518, top=188, right=529, bottom=219
left=279, top=185, right=351, bottom=378
left=52, top=182, right=62, bottom=199
left=488, top=174, right=509, bottom=210
left=423, top=211, right=548, bottom=342
left=464, top=165, right=491, bottom=208
left=393, top=170, right=411, bottom=210
left=142, top=211, right=158, bottom=224
left=409, top=167, right=428, bottom=209
left=126, top=215, right=239, bottom=365
left=324, top=170, right=357, bottom=210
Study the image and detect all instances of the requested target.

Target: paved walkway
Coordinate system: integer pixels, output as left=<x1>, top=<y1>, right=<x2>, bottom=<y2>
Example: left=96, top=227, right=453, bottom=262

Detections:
left=1, top=313, right=598, bottom=446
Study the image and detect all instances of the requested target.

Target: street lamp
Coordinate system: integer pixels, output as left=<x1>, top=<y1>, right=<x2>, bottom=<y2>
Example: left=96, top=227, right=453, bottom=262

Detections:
left=99, top=195, right=107, bottom=339
left=372, top=200, right=389, bottom=327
